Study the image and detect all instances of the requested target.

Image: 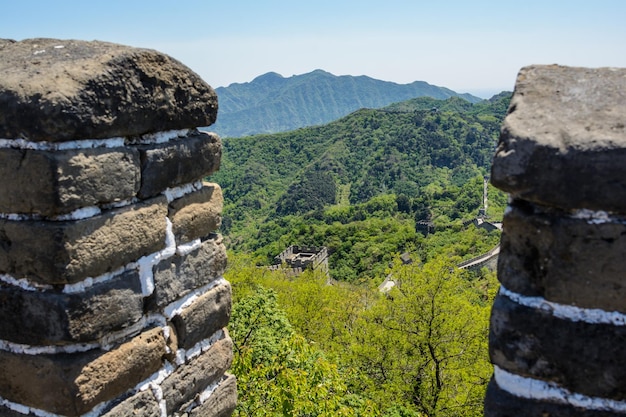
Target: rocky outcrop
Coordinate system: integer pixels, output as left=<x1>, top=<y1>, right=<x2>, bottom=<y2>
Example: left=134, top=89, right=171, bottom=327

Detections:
left=0, top=38, right=235, bottom=417
left=486, top=65, right=626, bottom=416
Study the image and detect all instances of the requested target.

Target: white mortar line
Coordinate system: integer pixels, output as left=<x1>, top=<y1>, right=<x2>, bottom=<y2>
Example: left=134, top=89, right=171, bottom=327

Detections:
left=176, top=238, right=202, bottom=256
left=184, top=378, right=221, bottom=413
left=0, top=273, right=53, bottom=292
left=500, top=285, right=626, bottom=326
left=0, top=394, right=110, bottom=417
left=183, top=329, right=225, bottom=362
left=494, top=366, right=626, bottom=412
left=506, top=203, right=626, bottom=225
left=163, top=277, right=227, bottom=319
left=0, top=328, right=227, bottom=416
left=62, top=265, right=128, bottom=294
left=570, top=208, right=615, bottom=224
left=0, top=137, right=125, bottom=150
left=0, top=338, right=101, bottom=355
left=0, top=178, right=201, bottom=223
left=198, top=378, right=221, bottom=404
left=0, top=129, right=191, bottom=150
left=162, top=180, right=203, bottom=203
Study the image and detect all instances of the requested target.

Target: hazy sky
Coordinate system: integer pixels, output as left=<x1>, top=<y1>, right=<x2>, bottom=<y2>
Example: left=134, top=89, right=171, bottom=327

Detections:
left=3, top=0, right=626, bottom=98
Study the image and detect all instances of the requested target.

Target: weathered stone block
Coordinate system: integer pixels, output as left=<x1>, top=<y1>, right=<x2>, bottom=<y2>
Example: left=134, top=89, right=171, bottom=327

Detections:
left=169, top=183, right=223, bottom=244
left=490, top=293, right=626, bottom=401
left=0, top=327, right=166, bottom=416
left=491, top=65, right=626, bottom=212
left=171, top=282, right=232, bottom=349
left=0, top=269, right=143, bottom=345
left=498, top=200, right=626, bottom=312
left=0, top=196, right=167, bottom=285
left=162, top=335, right=233, bottom=415
left=150, top=235, right=227, bottom=310
left=0, top=147, right=140, bottom=216
left=484, top=378, right=624, bottom=417
left=138, top=131, right=221, bottom=198
left=0, top=38, right=217, bottom=142
left=101, top=390, right=162, bottom=417
left=189, top=374, right=237, bottom=417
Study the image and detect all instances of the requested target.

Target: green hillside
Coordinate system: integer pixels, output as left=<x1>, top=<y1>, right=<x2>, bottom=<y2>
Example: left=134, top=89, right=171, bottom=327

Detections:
left=215, top=92, right=512, bottom=416
left=209, top=93, right=511, bottom=280
left=210, top=69, right=482, bottom=137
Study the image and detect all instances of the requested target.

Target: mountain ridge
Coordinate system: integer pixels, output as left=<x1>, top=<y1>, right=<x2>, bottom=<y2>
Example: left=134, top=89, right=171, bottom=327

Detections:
left=210, top=70, right=482, bottom=137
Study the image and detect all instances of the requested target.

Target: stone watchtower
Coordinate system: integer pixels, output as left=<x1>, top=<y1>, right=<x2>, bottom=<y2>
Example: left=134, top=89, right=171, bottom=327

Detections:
left=486, top=65, right=626, bottom=416
left=0, top=39, right=235, bottom=416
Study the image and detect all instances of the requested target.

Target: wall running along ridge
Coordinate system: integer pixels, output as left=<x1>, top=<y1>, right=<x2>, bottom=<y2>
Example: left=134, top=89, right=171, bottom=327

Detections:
left=0, top=38, right=235, bottom=417
left=486, top=65, right=626, bottom=416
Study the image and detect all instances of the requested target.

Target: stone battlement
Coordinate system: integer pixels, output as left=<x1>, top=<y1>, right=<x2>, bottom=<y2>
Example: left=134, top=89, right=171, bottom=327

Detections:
left=271, top=245, right=329, bottom=276
left=485, top=65, right=626, bottom=416
left=0, top=38, right=235, bottom=417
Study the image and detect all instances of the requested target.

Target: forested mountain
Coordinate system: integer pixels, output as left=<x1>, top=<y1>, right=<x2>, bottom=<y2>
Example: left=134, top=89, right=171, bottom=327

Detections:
left=209, top=93, right=511, bottom=279
left=209, top=69, right=482, bottom=137
left=215, top=92, right=512, bottom=416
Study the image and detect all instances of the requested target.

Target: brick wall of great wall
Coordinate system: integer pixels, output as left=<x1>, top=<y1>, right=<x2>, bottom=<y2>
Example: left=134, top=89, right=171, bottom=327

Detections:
left=0, top=38, right=236, bottom=417
left=486, top=65, right=626, bottom=416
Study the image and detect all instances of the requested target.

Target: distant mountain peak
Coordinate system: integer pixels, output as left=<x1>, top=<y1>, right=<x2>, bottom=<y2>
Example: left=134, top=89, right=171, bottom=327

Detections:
left=251, top=71, right=285, bottom=84
left=212, top=70, right=482, bottom=137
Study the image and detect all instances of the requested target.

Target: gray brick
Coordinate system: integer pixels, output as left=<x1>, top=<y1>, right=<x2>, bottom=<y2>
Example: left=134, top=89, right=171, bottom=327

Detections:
left=0, top=196, right=167, bottom=285
left=138, top=131, right=221, bottom=199
left=0, top=147, right=139, bottom=217
left=498, top=200, right=626, bottom=313
left=151, top=235, right=227, bottom=310
left=0, top=269, right=143, bottom=345
left=172, top=282, right=232, bottom=349
left=490, top=293, right=626, bottom=401
left=101, top=390, right=162, bottom=417
left=162, top=335, right=233, bottom=415
left=491, top=65, right=626, bottom=212
left=169, top=183, right=223, bottom=244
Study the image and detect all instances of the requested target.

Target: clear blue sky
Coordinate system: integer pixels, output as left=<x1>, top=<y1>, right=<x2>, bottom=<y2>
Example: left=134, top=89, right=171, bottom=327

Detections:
left=3, top=0, right=625, bottom=98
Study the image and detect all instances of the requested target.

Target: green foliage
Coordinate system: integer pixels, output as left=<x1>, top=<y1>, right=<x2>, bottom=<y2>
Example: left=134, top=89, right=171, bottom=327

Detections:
left=277, top=169, right=337, bottom=215
left=353, top=257, right=493, bottom=417
left=216, top=88, right=510, bottom=417
left=226, top=254, right=498, bottom=417
left=229, top=277, right=378, bottom=416
left=212, top=94, right=509, bottom=252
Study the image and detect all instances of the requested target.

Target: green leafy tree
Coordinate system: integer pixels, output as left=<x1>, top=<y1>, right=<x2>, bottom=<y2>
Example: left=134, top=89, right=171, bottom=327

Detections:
left=230, top=286, right=377, bottom=416
left=349, top=256, right=494, bottom=417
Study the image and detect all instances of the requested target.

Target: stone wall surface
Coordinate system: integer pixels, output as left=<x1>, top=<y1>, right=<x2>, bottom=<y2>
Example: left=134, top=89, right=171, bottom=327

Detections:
left=486, top=65, right=626, bottom=416
left=0, top=38, right=235, bottom=417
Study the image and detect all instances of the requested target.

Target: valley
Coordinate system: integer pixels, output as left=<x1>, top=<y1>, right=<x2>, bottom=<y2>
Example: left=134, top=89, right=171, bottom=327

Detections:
left=210, top=88, right=512, bottom=416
